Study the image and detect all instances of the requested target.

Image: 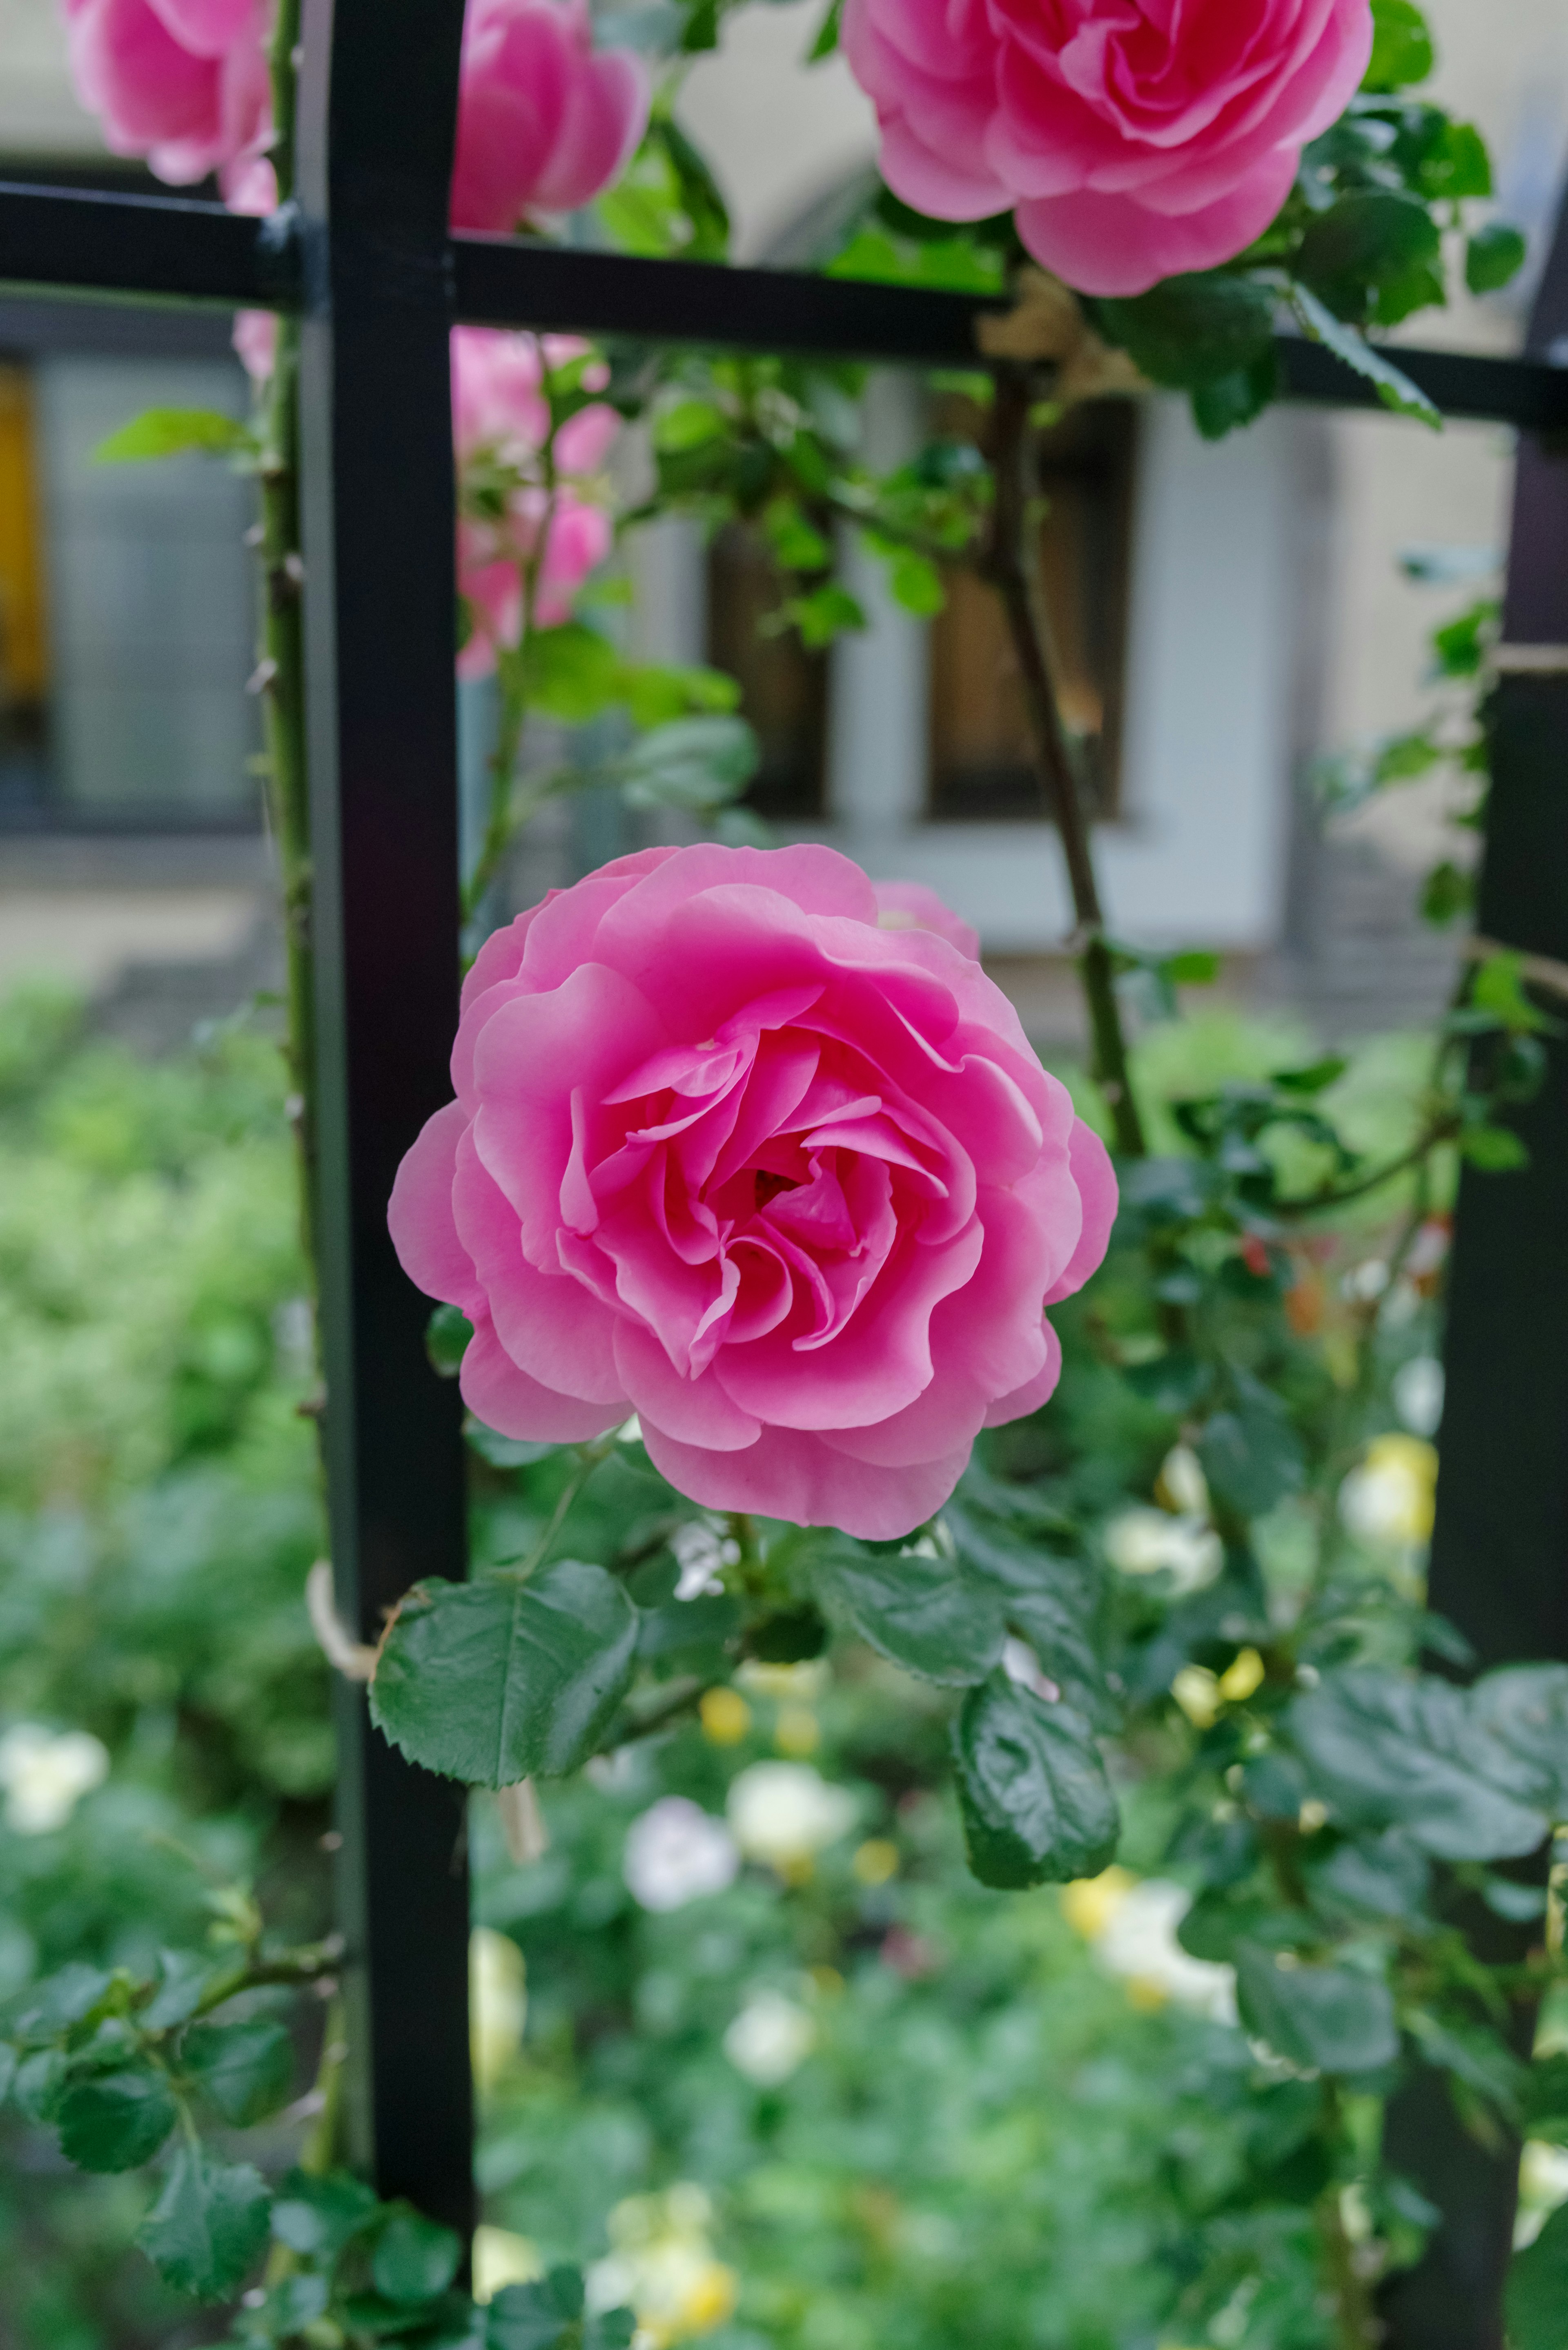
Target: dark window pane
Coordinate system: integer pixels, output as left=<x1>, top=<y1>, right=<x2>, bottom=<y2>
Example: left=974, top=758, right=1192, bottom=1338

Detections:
left=930, top=397, right=1136, bottom=823
left=706, top=521, right=828, bottom=821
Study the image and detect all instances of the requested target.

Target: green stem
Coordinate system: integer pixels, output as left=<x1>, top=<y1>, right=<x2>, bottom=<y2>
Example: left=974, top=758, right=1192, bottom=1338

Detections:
left=257, top=315, right=314, bottom=1274
left=1316, top=2085, right=1379, bottom=2350
left=182, top=1935, right=344, bottom=2023
left=982, top=366, right=1145, bottom=1158
left=463, top=679, right=528, bottom=926
left=500, top=1435, right=617, bottom=1581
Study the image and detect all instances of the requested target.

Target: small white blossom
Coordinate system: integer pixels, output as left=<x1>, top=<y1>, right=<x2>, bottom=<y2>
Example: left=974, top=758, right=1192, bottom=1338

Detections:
left=669, top=1520, right=739, bottom=1601
left=0, top=1725, right=109, bottom=1834
left=1393, top=1356, right=1445, bottom=1438
left=1096, top=1880, right=1237, bottom=2024
left=624, top=1797, right=739, bottom=1913
left=1339, top=1435, right=1437, bottom=1547
left=723, top=1988, right=816, bottom=2085
left=1001, top=1637, right=1058, bottom=1701
left=587, top=2185, right=737, bottom=2346
left=728, top=1762, right=855, bottom=1871
left=1103, top=1507, right=1223, bottom=1595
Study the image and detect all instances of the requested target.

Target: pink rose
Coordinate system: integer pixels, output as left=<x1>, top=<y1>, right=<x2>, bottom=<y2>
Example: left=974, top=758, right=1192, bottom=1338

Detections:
left=62, top=0, right=271, bottom=187
left=450, top=0, right=650, bottom=233
left=842, top=0, right=1373, bottom=297
left=452, top=326, right=618, bottom=678
left=389, top=847, right=1116, bottom=1539
left=874, top=881, right=981, bottom=963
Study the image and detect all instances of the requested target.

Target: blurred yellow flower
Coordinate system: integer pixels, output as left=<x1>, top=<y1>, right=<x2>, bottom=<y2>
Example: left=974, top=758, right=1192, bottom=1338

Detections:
left=1218, top=1647, right=1265, bottom=1704
left=700, top=1688, right=751, bottom=1745
left=472, top=2224, right=542, bottom=2303
left=774, top=1706, right=820, bottom=1757
left=589, top=2185, right=739, bottom=2346
left=1172, top=1666, right=1221, bottom=1728
left=853, top=1838, right=899, bottom=1887
left=1339, top=1434, right=1438, bottom=1548
left=469, top=1927, right=525, bottom=2093
left=1060, top=1866, right=1136, bottom=1941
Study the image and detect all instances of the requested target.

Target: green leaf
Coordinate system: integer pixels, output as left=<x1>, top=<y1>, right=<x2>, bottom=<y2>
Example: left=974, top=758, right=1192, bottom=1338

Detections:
left=654, top=399, right=727, bottom=453
left=781, top=583, right=866, bottom=648
left=1287, top=286, right=1440, bottom=428
left=464, top=1418, right=559, bottom=1472
left=585, top=2314, right=638, bottom=2350
left=182, top=2018, right=294, bottom=2127
left=618, top=714, right=760, bottom=812
left=1161, top=950, right=1223, bottom=987
left=1507, top=2201, right=1568, bottom=2350
left=426, top=1304, right=473, bottom=1379
left=137, top=2142, right=272, bottom=2300
left=1189, top=350, right=1280, bottom=440
left=1236, top=1945, right=1400, bottom=2075
left=1364, top=0, right=1434, bottom=91
left=951, top=1674, right=1119, bottom=1890
left=511, top=626, right=621, bottom=725
left=57, top=2063, right=178, bottom=2172
left=488, top=2265, right=585, bottom=2350
left=371, top=1560, right=639, bottom=1789
left=1098, top=272, right=1277, bottom=391
left=1421, top=860, right=1472, bottom=926
left=140, top=1950, right=223, bottom=2031
left=1523, top=2053, right=1568, bottom=2144
left=886, top=550, right=945, bottom=618
left=372, top=2208, right=463, bottom=2303
left=815, top=1542, right=1005, bottom=1686
left=1459, top=1124, right=1529, bottom=1171
left=270, top=2166, right=381, bottom=2259
left=806, top=0, right=842, bottom=60
left=622, top=662, right=740, bottom=731
left=1311, top=1828, right=1430, bottom=1922
left=16, top=1962, right=115, bottom=2039
left=1470, top=1663, right=1568, bottom=1817
left=1198, top=1379, right=1305, bottom=1519
left=13, top=2048, right=67, bottom=2122
left=1467, top=222, right=1527, bottom=294
left=1296, top=191, right=1441, bottom=296
left=945, top=1503, right=1111, bottom=1724
left=94, top=406, right=252, bottom=464
left=0, top=2045, right=15, bottom=2106
left=1289, top=1670, right=1550, bottom=1861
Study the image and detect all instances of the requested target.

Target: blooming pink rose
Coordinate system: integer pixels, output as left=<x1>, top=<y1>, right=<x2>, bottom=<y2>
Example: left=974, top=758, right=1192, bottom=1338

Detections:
left=874, top=881, right=981, bottom=963
left=450, top=0, right=650, bottom=233
left=62, top=0, right=271, bottom=186
left=456, top=493, right=613, bottom=677
left=841, top=0, right=1373, bottom=297
left=390, top=847, right=1116, bottom=1539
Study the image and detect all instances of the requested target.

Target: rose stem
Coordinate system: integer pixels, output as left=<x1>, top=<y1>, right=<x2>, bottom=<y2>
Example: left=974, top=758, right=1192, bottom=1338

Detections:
left=258, top=0, right=316, bottom=1271
left=981, top=363, right=1146, bottom=1159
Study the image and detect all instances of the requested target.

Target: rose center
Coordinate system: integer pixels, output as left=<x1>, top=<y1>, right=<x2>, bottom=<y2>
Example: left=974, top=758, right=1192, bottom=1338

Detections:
left=753, top=1169, right=800, bottom=1210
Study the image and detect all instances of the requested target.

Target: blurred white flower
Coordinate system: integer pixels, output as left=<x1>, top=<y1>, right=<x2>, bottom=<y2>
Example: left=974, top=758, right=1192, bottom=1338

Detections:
left=1103, top=1508, right=1223, bottom=1595
left=1393, top=1356, right=1445, bottom=1439
left=588, top=2185, right=738, bottom=2347
left=736, top=1659, right=829, bottom=1701
left=472, top=2223, right=542, bottom=2302
left=669, top=1520, right=739, bottom=1601
left=0, top=1724, right=108, bottom=1834
left=1064, top=1870, right=1236, bottom=2024
left=469, top=1926, right=526, bottom=2092
left=1156, top=1444, right=1210, bottom=1518
left=624, top=1798, right=739, bottom=1913
left=728, top=1762, right=855, bottom=1873
left=1517, top=2140, right=1568, bottom=2247
left=1339, top=1435, right=1437, bottom=1547
left=723, top=1988, right=816, bottom=2085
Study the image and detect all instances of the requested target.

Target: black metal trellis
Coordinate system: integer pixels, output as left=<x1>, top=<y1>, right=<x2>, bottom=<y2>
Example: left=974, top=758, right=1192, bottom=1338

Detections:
left=1, top=7, right=1565, bottom=2324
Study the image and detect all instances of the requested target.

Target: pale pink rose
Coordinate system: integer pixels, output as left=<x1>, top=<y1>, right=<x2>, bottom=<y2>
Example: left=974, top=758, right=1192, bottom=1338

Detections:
left=450, top=0, right=650, bottom=234
left=390, top=847, right=1116, bottom=1539
left=455, top=493, right=612, bottom=677
left=841, top=0, right=1374, bottom=297
left=62, top=0, right=272, bottom=186
left=232, top=305, right=278, bottom=381
left=874, top=882, right=980, bottom=963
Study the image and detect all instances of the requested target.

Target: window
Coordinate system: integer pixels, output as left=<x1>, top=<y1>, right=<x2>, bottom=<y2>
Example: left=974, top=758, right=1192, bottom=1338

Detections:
left=929, top=397, right=1136, bottom=822
left=705, top=519, right=829, bottom=822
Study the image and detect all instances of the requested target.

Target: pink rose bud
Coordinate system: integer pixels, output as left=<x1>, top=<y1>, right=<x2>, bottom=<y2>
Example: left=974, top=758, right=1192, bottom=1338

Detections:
left=841, top=0, right=1374, bottom=297
left=390, top=848, right=1117, bottom=1540
left=61, top=0, right=272, bottom=187
left=450, top=0, right=651, bottom=234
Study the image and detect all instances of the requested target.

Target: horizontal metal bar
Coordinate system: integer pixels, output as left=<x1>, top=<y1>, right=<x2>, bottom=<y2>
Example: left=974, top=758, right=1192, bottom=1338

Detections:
left=1274, top=331, right=1568, bottom=431
left=450, top=232, right=1004, bottom=365
left=1, top=181, right=1566, bottom=429
left=0, top=180, right=298, bottom=309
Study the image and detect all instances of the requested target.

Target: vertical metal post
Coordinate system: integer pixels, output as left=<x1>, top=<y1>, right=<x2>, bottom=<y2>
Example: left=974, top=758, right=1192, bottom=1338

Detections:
left=296, top=0, right=474, bottom=2230
left=1380, top=187, right=1568, bottom=2350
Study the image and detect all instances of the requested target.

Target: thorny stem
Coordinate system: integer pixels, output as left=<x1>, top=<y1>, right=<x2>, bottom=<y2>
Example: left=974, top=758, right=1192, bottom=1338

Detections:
left=981, top=366, right=1146, bottom=1159
left=256, top=0, right=314, bottom=1273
